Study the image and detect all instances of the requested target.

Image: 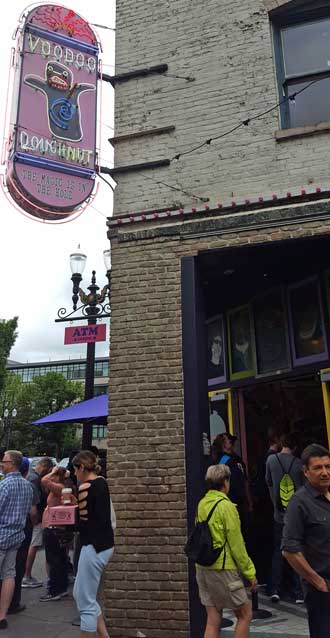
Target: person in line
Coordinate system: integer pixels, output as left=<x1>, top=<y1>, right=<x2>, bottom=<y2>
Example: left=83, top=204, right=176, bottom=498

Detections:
left=195, top=464, right=257, bottom=638
left=0, top=450, right=33, bottom=630
left=40, top=465, right=75, bottom=601
left=212, top=433, right=253, bottom=533
left=266, top=432, right=304, bottom=603
left=70, top=451, right=114, bottom=638
left=265, top=429, right=281, bottom=460
left=7, top=456, right=39, bottom=615
left=23, top=456, right=54, bottom=588
left=282, top=444, right=330, bottom=638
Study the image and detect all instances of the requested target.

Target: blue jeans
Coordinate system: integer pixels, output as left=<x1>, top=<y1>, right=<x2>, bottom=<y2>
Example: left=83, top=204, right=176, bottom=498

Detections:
left=73, top=544, right=114, bottom=633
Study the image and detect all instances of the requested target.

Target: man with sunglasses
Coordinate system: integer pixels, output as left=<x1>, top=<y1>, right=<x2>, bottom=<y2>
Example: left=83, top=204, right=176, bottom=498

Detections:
left=0, top=450, right=33, bottom=630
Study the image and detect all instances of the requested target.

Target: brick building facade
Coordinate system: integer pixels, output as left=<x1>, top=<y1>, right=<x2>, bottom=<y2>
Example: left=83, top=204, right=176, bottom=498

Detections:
left=105, top=1, right=330, bottom=637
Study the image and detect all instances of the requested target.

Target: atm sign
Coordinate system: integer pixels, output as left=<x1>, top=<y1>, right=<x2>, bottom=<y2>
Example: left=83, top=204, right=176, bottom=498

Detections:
left=64, top=324, right=106, bottom=345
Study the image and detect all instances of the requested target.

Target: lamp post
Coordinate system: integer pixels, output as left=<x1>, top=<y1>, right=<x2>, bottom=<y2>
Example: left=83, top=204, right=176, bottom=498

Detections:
left=3, top=408, right=17, bottom=449
left=55, top=246, right=111, bottom=449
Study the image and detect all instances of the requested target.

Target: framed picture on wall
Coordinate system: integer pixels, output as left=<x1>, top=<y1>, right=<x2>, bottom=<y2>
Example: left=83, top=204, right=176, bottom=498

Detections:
left=207, top=315, right=226, bottom=386
left=288, top=276, right=328, bottom=366
left=208, top=390, right=230, bottom=443
left=227, top=305, right=255, bottom=380
left=324, top=270, right=330, bottom=323
left=254, top=288, right=291, bottom=375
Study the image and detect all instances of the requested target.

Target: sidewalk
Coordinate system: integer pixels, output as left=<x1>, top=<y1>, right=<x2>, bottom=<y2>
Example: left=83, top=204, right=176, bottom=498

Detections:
left=7, top=553, right=310, bottom=638
left=223, top=593, right=309, bottom=637
left=4, top=552, right=80, bottom=638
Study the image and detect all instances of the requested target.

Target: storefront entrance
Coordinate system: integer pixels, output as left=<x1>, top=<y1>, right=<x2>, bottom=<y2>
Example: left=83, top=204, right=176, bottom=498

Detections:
left=241, top=373, right=328, bottom=581
left=183, top=237, right=330, bottom=634
left=208, top=371, right=330, bottom=584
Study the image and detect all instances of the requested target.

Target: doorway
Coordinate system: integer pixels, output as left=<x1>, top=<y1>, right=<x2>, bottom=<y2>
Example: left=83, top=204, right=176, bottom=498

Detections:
left=241, top=373, right=327, bottom=583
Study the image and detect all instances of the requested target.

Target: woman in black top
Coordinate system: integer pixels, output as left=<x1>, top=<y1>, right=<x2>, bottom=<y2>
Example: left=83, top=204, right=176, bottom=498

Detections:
left=71, top=451, right=114, bottom=638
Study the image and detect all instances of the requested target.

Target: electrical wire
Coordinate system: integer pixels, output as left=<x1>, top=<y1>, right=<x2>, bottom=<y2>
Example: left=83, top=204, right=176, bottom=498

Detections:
left=172, top=76, right=326, bottom=161
left=139, top=172, right=209, bottom=203
left=90, top=204, right=109, bottom=218
left=98, top=172, right=115, bottom=192
left=91, top=23, right=116, bottom=32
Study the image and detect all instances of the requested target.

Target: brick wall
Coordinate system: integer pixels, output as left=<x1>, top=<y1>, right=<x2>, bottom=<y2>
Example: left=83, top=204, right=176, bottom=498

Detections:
left=105, top=235, right=188, bottom=638
left=113, top=0, right=330, bottom=217
left=107, top=0, right=330, bottom=635
left=105, top=208, right=330, bottom=637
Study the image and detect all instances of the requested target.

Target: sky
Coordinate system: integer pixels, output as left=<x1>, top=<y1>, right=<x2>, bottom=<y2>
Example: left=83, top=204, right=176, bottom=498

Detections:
left=0, top=0, right=116, bottom=363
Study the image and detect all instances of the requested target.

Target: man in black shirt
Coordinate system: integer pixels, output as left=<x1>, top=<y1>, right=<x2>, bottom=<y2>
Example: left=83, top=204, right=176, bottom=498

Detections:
left=282, top=443, right=330, bottom=638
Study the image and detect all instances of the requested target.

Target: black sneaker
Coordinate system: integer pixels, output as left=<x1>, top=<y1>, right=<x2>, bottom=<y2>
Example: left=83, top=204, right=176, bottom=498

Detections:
left=40, top=593, right=61, bottom=602
left=7, top=604, right=26, bottom=615
left=271, top=591, right=280, bottom=603
left=0, top=620, right=8, bottom=630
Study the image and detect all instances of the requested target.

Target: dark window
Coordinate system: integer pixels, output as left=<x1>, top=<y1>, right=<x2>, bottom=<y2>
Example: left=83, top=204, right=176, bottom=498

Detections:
left=275, top=10, right=330, bottom=128
left=92, top=425, right=107, bottom=439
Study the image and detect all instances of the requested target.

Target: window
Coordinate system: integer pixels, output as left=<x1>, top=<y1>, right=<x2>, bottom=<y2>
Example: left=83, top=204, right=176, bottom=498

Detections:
left=274, top=5, right=330, bottom=129
left=92, top=425, right=107, bottom=440
left=94, top=360, right=109, bottom=377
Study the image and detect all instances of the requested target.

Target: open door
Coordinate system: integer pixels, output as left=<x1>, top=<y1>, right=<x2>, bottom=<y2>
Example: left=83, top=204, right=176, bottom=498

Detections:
left=320, top=368, right=330, bottom=447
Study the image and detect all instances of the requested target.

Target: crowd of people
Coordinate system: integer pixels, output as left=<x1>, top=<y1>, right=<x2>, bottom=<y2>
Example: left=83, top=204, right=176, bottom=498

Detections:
left=195, top=432, right=330, bottom=638
left=0, top=447, right=115, bottom=637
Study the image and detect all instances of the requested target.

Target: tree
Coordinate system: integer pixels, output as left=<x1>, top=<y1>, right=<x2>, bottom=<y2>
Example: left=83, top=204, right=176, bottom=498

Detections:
left=0, top=371, right=83, bottom=458
left=0, top=318, right=18, bottom=396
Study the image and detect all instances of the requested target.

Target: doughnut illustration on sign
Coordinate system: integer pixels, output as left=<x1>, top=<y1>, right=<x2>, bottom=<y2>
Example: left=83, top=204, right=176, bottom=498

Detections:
left=24, top=61, right=95, bottom=142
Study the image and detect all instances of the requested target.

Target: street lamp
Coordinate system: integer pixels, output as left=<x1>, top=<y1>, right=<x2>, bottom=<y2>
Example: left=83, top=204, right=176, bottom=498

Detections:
left=55, top=245, right=111, bottom=449
left=3, top=408, right=17, bottom=449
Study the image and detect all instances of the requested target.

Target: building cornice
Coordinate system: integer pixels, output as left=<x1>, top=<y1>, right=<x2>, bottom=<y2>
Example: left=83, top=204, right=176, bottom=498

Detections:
left=108, top=196, right=330, bottom=244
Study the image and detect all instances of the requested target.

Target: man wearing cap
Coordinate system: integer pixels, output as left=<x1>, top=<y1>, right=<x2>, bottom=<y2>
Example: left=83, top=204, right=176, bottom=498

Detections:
left=0, top=450, right=33, bottom=629
left=23, top=456, right=54, bottom=588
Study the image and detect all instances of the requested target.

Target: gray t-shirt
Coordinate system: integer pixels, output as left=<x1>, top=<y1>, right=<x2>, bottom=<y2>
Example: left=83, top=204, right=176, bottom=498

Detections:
left=265, top=452, right=303, bottom=523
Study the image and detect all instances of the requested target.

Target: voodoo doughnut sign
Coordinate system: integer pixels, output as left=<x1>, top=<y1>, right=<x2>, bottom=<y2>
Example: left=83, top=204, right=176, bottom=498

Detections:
left=5, top=4, right=100, bottom=221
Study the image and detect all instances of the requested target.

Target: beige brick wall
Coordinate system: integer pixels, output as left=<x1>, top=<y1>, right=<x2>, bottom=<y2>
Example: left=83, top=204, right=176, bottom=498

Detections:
left=113, top=0, right=330, bottom=216
left=105, top=212, right=330, bottom=637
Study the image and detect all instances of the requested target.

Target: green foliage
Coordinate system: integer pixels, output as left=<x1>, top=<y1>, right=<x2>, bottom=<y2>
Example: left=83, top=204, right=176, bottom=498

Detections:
left=0, top=371, right=83, bottom=458
left=0, top=318, right=18, bottom=396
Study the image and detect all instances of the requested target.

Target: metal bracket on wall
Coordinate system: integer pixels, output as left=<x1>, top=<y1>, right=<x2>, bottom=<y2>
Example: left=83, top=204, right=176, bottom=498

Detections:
left=102, top=159, right=170, bottom=177
left=99, top=64, right=168, bottom=86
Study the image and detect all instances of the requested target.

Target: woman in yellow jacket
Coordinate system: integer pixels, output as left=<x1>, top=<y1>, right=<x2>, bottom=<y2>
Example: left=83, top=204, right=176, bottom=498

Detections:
left=196, top=464, right=257, bottom=638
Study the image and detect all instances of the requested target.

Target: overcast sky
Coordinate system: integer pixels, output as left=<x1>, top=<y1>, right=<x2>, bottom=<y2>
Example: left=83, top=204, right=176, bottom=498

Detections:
left=0, top=0, right=116, bottom=363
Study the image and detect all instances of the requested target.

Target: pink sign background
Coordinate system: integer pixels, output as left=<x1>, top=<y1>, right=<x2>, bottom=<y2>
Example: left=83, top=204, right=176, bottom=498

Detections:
left=64, top=324, right=107, bottom=345
left=17, top=32, right=97, bottom=171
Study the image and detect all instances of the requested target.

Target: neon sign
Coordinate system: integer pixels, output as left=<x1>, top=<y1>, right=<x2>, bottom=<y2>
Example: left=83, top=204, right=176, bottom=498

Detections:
left=4, top=4, right=100, bottom=221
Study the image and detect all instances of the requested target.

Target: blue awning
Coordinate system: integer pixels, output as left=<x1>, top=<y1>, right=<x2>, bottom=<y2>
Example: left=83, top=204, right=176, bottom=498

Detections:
left=32, top=394, right=108, bottom=425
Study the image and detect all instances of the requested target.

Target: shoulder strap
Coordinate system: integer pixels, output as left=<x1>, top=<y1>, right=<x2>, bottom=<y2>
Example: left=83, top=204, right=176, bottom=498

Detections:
left=275, top=454, right=285, bottom=474
left=287, top=456, right=297, bottom=474
left=206, top=498, right=225, bottom=523
left=219, top=454, right=231, bottom=465
left=276, top=453, right=296, bottom=475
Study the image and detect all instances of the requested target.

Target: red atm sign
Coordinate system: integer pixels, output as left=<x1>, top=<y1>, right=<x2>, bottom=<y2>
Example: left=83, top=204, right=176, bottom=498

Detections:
left=64, top=324, right=106, bottom=345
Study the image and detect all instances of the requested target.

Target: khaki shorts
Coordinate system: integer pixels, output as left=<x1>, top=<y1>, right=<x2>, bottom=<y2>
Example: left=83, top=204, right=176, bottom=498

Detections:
left=31, top=524, right=44, bottom=548
left=196, top=568, right=248, bottom=611
left=0, top=548, right=17, bottom=579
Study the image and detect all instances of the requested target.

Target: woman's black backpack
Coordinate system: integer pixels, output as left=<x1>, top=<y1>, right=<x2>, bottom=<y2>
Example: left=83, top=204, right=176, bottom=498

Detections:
left=184, top=498, right=225, bottom=566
